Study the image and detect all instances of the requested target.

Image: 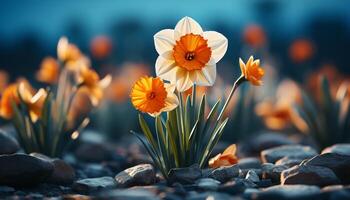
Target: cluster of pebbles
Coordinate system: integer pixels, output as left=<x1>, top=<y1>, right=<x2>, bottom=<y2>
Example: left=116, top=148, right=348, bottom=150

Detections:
left=0, top=129, right=349, bottom=200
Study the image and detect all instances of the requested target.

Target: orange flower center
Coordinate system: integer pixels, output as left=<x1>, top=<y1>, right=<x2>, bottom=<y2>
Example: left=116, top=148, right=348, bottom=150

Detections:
left=130, top=77, right=167, bottom=114
left=173, top=33, right=211, bottom=71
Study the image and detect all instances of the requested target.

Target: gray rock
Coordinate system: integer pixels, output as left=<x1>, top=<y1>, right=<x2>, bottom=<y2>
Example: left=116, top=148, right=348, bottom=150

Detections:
left=75, top=143, right=113, bottom=162
left=30, top=153, right=75, bottom=185
left=115, top=164, right=156, bottom=188
left=218, top=180, right=246, bottom=195
left=248, top=185, right=321, bottom=199
left=0, top=186, right=15, bottom=194
left=0, top=153, right=53, bottom=186
left=72, top=176, right=117, bottom=194
left=304, top=153, right=350, bottom=184
left=275, top=157, right=303, bottom=167
left=187, top=192, right=233, bottom=200
left=0, top=129, right=19, bottom=155
left=262, top=163, right=288, bottom=183
left=196, top=178, right=220, bottom=191
left=84, top=164, right=113, bottom=178
left=168, top=164, right=202, bottom=184
left=322, top=144, right=350, bottom=155
left=281, top=164, right=340, bottom=186
left=209, top=165, right=240, bottom=183
left=261, top=145, right=318, bottom=163
left=99, top=188, right=160, bottom=200
left=245, top=170, right=260, bottom=183
left=237, top=157, right=261, bottom=169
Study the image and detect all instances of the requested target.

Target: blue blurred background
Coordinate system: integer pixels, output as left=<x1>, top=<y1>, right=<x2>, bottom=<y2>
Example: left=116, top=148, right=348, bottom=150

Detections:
left=0, top=0, right=350, bottom=81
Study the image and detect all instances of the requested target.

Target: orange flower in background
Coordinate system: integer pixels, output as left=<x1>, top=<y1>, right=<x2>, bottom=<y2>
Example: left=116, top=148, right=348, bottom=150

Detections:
left=90, top=36, right=112, bottom=59
left=106, top=78, right=129, bottom=103
left=209, top=144, right=238, bottom=168
left=0, top=70, right=9, bottom=93
left=243, top=24, right=266, bottom=48
left=67, top=89, right=93, bottom=129
left=239, top=56, right=264, bottom=86
left=289, top=39, right=314, bottom=63
left=36, top=57, right=60, bottom=84
left=76, top=66, right=111, bottom=106
left=256, top=79, right=304, bottom=131
left=0, top=80, right=47, bottom=122
left=130, top=76, right=179, bottom=116
left=57, top=37, right=82, bottom=63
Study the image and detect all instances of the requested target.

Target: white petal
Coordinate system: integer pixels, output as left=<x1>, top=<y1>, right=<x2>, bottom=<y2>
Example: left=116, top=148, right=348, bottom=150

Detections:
left=204, top=31, right=228, bottom=62
left=195, top=62, right=217, bottom=86
left=174, top=16, right=203, bottom=40
left=154, top=29, right=175, bottom=55
left=176, top=69, right=193, bottom=92
left=99, top=74, right=112, bottom=89
left=160, top=50, right=174, bottom=60
left=165, top=83, right=176, bottom=93
left=155, top=56, right=179, bottom=83
left=162, top=93, right=179, bottom=112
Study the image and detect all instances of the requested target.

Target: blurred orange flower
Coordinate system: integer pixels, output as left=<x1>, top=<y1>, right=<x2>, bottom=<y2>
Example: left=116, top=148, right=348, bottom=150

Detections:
left=90, top=36, right=112, bottom=59
left=209, top=144, right=238, bottom=168
left=36, top=57, right=60, bottom=84
left=239, top=56, right=264, bottom=86
left=67, top=89, right=93, bottom=129
left=0, top=80, right=47, bottom=122
left=243, top=24, right=266, bottom=48
left=0, top=70, right=9, bottom=93
left=76, top=66, right=111, bottom=106
left=289, top=39, right=314, bottom=63
left=256, top=79, right=303, bottom=130
left=57, top=37, right=82, bottom=63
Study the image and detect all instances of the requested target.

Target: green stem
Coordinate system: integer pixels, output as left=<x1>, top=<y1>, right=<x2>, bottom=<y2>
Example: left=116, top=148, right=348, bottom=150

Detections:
left=217, top=75, right=245, bottom=122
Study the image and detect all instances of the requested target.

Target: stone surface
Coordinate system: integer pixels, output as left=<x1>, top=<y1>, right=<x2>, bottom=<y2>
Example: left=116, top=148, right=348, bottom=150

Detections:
left=218, top=180, right=246, bottom=195
left=261, top=163, right=288, bottom=183
left=245, top=170, right=260, bottom=183
left=237, top=157, right=261, bottom=169
left=247, top=185, right=321, bottom=199
left=281, top=164, right=340, bottom=186
left=83, top=164, right=113, bottom=178
left=30, top=153, right=76, bottom=185
left=115, top=164, right=156, bottom=188
left=168, top=165, right=202, bottom=185
left=187, top=192, right=233, bottom=200
left=0, top=153, right=53, bottom=186
left=275, top=157, right=303, bottom=167
left=98, top=188, right=160, bottom=200
left=209, top=165, right=240, bottom=183
left=75, top=143, right=113, bottom=162
left=0, top=129, right=19, bottom=155
left=261, top=145, right=318, bottom=163
left=0, top=186, right=15, bottom=194
left=72, top=176, right=117, bottom=194
left=195, top=178, right=220, bottom=191
left=322, top=144, right=350, bottom=155
left=304, top=153, right=350, bottom=184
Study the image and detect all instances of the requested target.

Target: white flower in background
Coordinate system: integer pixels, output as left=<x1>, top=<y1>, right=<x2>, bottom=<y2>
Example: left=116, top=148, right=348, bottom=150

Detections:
left=154, top=16, right=228, bottom=91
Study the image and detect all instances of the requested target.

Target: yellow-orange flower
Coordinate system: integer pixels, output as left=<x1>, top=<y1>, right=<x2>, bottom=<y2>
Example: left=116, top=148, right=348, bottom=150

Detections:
left=209, top=144, right=238, bottom=168
left=130, top=76, right=179, bottom=116
left=239, top=56, right=264, bottom=86
left=36, top=57, right=60, bottom=84
left=77, top=66, right=111, bottom=106
left=0, top=80, right=47, bottom=122
left=154, top=17, right=228, bottom=91
left=57, top=37, right=82, bottom=63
